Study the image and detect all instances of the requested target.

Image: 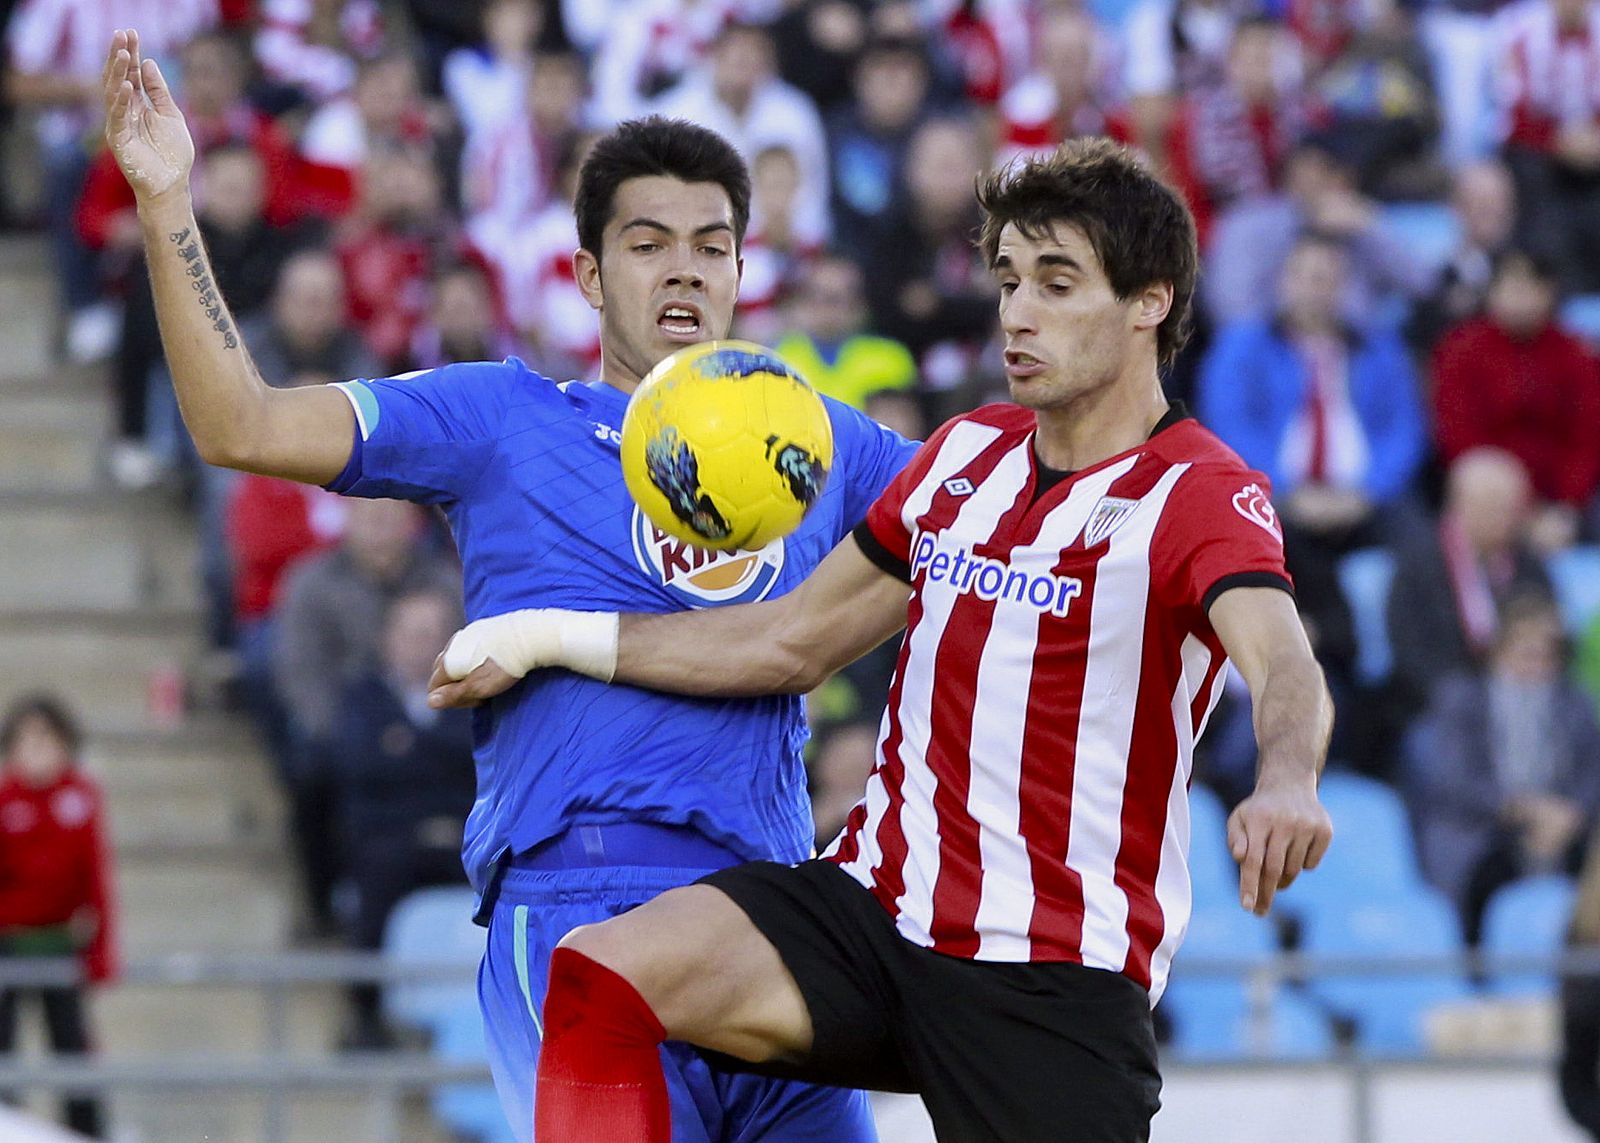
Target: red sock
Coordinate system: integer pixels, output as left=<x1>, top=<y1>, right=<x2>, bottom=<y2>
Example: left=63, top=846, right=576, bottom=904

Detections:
left=535, top=947, right=671, bottom=1142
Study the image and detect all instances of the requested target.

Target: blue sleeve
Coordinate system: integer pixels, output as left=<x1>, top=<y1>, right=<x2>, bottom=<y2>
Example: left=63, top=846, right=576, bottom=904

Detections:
left=1198, top=323, right=1288, bottom=492
left=825, top=398, right=921, bottom=535
left=1357, top=333, right=1426, bottom=504
left=323, top=359, right=525, bottom=504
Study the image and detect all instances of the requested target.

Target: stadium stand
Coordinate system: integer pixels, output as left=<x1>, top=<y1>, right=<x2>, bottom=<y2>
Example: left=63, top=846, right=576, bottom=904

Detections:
left=381, top=884, right=484, bottom=1035
left=1481, top=875, right=1580, bottom=999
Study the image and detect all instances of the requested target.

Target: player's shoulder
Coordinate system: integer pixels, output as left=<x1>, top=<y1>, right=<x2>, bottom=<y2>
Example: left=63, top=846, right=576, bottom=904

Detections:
left=933, top=402, right=1036, bottom=444
left=1151, top=417, right=1259, bottom=482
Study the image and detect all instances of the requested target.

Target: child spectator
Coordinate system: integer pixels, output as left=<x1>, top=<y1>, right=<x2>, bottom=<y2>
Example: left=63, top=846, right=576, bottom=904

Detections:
left=0, top=696, right=116, bottom=1139
left=773, top=252, right=917, bottom=410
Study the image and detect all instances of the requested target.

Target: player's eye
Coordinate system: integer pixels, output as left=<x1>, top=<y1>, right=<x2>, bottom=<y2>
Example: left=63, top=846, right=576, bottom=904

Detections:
left=632, top=242, right=661, bottom=254
left=1047, top=281, right=1072, bottom=295
left=699, top=245, right=729, bottom=257
left=998, top=281, right=1018, bottom=295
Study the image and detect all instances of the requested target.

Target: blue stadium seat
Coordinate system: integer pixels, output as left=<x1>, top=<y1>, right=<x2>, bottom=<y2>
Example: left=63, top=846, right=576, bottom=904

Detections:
left=381, top=885, right=484, bottom=1033
left=1163, top=906, right=1335, bottom=1059
left=1379, top=203, right=1460, bottom=278
left=1300, top=888, right=1471, bottom=1053
left=1562, top=295, right=1600, bottom=347
left=1187, top=782, right=1240, bottom=909
left=1548, top=546, right=1600, bottom=635
left=432, top=1004, right=517, bottom=1143
left=1337, top=548, right=1397, bottom=685
left=1481, top=874, right=1578, bottom=997
left=1276, top=771, right=1426, bottom=916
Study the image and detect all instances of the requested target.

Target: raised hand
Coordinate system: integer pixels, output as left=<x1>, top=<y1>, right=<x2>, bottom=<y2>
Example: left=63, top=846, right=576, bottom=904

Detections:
left=102, top=28, right=194, bottom=203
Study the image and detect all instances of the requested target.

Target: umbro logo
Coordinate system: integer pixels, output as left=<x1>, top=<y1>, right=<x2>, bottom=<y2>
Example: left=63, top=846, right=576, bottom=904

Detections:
left=943, top=477, right=975, bottom=496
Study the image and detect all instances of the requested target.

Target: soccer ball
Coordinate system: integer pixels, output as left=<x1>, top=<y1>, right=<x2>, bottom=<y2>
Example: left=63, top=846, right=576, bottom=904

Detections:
left=621, top=340, right=834, bottom=552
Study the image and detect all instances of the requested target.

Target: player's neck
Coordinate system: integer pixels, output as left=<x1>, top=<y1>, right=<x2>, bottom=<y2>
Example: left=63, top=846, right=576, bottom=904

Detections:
left=1031, top=373, right=1168, bottom=473
left=598, top=354, right=644, bottom=397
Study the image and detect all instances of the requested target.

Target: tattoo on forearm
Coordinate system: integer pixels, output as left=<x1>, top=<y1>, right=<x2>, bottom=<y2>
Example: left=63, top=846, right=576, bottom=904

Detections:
left=169, top=227, right=238, bottom=350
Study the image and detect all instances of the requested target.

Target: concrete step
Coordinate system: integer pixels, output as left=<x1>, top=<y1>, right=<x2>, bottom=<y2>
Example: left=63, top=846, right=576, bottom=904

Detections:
left=107, top=1090, right=458, bottom=1143
left=0, top=234, right=55, bottom=380
left=0, top=610, right=204, bottom=736
left=0, top=491, right=199, bottom=611
left=114, top=850, right=292, bottom=956
left=96, top=981, right=346, bottom=1059
left=0, top=389, right=108, bottom=493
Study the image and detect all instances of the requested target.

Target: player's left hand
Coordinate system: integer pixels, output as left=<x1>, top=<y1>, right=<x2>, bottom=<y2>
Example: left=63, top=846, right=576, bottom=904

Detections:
left=428, top=652, right=519, bottom=709
left=1226, top=780, right=1333, bottom=917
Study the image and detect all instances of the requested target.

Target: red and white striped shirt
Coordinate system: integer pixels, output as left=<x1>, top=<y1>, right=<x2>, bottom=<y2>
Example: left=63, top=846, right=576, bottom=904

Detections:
left=825, top=404, right=1291, bottom=1001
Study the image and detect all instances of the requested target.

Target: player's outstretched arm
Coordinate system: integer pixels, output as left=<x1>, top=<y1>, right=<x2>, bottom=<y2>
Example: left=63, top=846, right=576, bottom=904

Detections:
left=102, top=29, right=352, bottom=485
left=430, top=535, right=909, bottom=706
left=1209, top=587, right=1335, bottom=917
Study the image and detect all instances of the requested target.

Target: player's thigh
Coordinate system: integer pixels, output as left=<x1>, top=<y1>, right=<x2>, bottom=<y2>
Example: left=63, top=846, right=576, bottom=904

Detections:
left=560, top=882, right=815, bottom=1064
left=902, top=960, right=1161, bottom=1143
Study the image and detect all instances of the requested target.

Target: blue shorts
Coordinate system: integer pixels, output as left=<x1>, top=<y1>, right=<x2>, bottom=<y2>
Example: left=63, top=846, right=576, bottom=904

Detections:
left=477, top=827, right=877, bottom=1143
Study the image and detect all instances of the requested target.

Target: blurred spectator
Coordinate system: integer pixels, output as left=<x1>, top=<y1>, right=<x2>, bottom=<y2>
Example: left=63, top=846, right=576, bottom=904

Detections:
left=769, top=0, right=870, bottom=114
left=460, top=49, right=588, bottom=243
left=1404, top=595, right=1600, bottom=943
left=591, top=0, right=741, bottom=122
left=1404, top=160, right=1517, bottom=355
left=334, top=146, right=482, bottom=370
left=299, top=50, right=440, bottom=173
left=242, top=248, right=382, bottom=388
left=808, top=718, right=877, bottom=847
left=406, top=0, right=513, bottom=93
left=1307, top=0, right=1444, bottom=199
left=1201, top=233, right=1426, bottom=686
left=863, top=115, right=996, bottom=396
left=1418, top=0, right=1512, bottom=168
left=497, top=132, right=602, bottom=379
left=3, top=0, right=217, bottom=361
left=1123, top=0, right=1251, bottom=166
left=773, top=252, right=917, bottom=409
left=443, top=0, right=544, bottom=139
left=997, top=7, right=1124, bottom=165
left=1204, top=139, right=1431, bottom=328
left=0, top=696, right=115, bottom=1139
left=826, top=34, right=932, bottom=252
left=110, top=143, right=323, bottom=490
left=1583, top=616, right=1600, bottom=716
left=735, top=144, right=825, bottom=338
left=925, top=0, right=1032, bottom=106
left=255, top=0, right=385, bottom=105
left=1492, top=0, right=1600, bottom=292
left=1387, top=447, right=1553, bottom=714
left=1163, top=17, right=1304, bottom=245
left=653, top=19, right=832, bottom=240
left=273, top=499, right=459, bottom=931
left=1431, top=249, right=1600, bottom=554
left=407, top=260, right=520, bottom=371
left=319, top=587, right=474, bottom=1048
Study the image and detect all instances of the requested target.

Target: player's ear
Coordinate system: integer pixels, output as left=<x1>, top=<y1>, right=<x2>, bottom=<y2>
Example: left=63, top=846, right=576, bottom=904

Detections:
left=1132, top=281, right=1173, bottom=333
left=574, top=247, right=603, bottom=312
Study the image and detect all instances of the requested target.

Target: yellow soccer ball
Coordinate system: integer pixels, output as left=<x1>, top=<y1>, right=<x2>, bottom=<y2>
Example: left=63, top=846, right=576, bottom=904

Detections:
left=621, top=340, right=834, bottom=552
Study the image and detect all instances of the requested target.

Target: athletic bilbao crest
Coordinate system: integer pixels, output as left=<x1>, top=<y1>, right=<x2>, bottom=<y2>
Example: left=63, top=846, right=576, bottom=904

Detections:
left=1232, top=483, right=1282, bottom=541
left=630, top=506, right=785, bottom=607
left=1083, top=496, right=1139, bottom=547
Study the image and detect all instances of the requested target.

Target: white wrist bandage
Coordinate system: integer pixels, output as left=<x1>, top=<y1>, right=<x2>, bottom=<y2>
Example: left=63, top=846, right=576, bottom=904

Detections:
left=441, top=609, right=619, bottom=683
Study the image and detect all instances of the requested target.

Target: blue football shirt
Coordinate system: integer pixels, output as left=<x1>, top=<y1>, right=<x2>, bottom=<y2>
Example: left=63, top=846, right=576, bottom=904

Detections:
left=325, top=357, right=917, bottom=907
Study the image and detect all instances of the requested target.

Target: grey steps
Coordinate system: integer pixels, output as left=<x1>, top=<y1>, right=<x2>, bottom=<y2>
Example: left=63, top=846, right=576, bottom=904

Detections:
left=0, top=390, right=108, bottom=493
left=0, top=234, right=55, bottom=380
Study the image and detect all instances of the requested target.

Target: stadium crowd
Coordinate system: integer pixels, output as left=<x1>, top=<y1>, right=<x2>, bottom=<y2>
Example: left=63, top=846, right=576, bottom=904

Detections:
left=5, top=0, right=1600, bottom=1125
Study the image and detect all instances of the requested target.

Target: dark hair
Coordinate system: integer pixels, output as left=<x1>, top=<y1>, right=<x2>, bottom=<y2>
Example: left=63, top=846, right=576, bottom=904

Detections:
left=1491, top=246, right=1562, bottom=290
left=976, top=138, right=1199, bottom=369
left=0, top=695, right=82, bottom=759
left=574, top=117, right=751, bottom=258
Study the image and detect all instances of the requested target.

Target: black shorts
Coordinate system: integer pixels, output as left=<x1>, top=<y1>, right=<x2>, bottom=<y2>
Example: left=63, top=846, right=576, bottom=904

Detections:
left=698, top=860, right=1162, bottom=1143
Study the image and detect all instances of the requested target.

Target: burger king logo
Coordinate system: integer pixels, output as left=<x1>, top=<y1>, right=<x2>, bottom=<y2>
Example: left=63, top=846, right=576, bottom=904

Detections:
left=630, top=505, right=785, bottom=606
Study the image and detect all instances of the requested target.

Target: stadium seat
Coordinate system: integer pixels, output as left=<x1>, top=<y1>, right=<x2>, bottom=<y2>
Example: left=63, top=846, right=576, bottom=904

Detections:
left=1276, top=771, right=1426, bottom=916
left=1481, top=874, right=1578, bottom=997
left=1548, top=546, right=1600, bottom=635
left=1378, top=203, right=1460, bottom=278
left=432, top=1004, right=517, bottom=1143
left=1562, top=295, right=1600, bottom=347
left=1337, top=548, right=1397, bottom=685
left=381, top=885, right=484, bottom=1033
left=1162, top=905, right=1335, bottom=1059
left=1300, top=888, right=1471, bottom=1053
left=1186, top=782, right=1240, bottom=909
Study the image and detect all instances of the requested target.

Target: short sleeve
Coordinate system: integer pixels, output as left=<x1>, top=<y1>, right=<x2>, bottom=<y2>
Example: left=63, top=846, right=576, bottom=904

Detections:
left=324, top=359, right=523, bottom=504
left=852, top=418, right=962, bottom=581
left=1158, top=465, right=1293, bottom=613
left=825, top=398, right=922, bottom=537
